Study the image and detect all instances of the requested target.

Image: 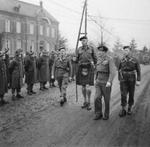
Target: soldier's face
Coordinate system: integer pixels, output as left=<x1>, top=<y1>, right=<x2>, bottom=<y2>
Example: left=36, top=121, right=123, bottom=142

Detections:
left=59, top=49, right=66, bottom=56
left=81, top=39, right=88, bottom=46
left=123, top=48, right=130, bottom=56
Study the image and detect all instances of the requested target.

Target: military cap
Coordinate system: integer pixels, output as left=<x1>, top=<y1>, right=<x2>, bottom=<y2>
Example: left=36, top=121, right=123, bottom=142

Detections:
left=29, top=50, right=34, bottom=55
left=97, top=45, right=108, bottom=52
left=79, top=36, right=88, bottom=41
left=123, top=46, right=131, bottom=50
left=0, top=50, right=4, bottom=57
left=58, top=46, right=65, bottom=51
left=15, top=50, right=21, bottom=56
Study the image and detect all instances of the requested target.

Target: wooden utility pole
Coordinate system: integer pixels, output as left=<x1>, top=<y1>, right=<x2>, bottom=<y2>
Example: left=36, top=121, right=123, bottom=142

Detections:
left=75, top=0, right=87, bottom=102
left=101, top=25, right=103, bottom=45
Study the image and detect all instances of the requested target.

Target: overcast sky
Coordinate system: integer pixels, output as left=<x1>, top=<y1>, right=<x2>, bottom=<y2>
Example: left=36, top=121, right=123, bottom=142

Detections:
left=22, top=0, right=150, bottom=51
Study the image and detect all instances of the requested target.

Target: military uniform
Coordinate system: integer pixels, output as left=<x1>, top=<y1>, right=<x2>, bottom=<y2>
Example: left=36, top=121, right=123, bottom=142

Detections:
left=0, top=52, right=8, bottom=105
left=37, top=51, right=50, bottom=90
left=9, top=50, right=24, bottom=100
left=76, top=45, right=97, bottom=85
left=94, top=46, right=116, bottom=120
left=52, top=50, right=72, bottom=106
left=24, top=51, right=36, bottom=95
left=118, top=54, right=141, bottom=116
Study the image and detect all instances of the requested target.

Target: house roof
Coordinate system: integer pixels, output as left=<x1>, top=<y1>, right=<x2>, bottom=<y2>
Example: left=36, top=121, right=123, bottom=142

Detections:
left=0, top=0, right=58, bottom=23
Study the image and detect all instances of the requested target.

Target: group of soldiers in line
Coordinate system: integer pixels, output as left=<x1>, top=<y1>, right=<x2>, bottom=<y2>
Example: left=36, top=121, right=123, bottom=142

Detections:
left=0, top=47, right=76, bottom=106
left=75, top=36, right=141, bottom=120
left=0, top=36, right=141, bottom=121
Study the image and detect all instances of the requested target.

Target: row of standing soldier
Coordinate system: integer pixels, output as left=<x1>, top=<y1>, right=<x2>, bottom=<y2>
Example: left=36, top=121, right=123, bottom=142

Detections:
left=0, top=48, right=75, bottom=106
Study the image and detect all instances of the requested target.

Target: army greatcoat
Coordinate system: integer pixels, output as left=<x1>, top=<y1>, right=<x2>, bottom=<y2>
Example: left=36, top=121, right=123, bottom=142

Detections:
left=9, top=57, right=24, bottom=89
left=24, top=55, right=37, bottom=84
left=37, top=55, right=50, bottom=82
left=0, top=59, right=8, bottom=95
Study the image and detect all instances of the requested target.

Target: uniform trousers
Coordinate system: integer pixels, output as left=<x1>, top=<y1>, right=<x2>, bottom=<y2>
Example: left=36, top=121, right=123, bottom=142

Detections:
left=94, top=82, right=111, bottom=117
left=120, top=80, right=135, bottom=107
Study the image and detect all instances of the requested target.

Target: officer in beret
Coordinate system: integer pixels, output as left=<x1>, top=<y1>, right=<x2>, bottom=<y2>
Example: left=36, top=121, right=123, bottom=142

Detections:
left=118, top=46, right=141, bottom=117
left=76, top=36, right=97, bottom=110
left=51, top=47, right=72, bottom=106
left=94, top=45, right=116, bottom=120
left=24, top=51, right=36, bottom=95
left=0, top=51, right=9, bottom=106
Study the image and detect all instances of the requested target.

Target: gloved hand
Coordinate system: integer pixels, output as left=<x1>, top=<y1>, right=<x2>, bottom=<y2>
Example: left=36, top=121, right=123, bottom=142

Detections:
left=136, top=81, right=140, bottom=86
left=51, top=75, right=54, bottom=79
left=106, top=81, right=111, bottom=87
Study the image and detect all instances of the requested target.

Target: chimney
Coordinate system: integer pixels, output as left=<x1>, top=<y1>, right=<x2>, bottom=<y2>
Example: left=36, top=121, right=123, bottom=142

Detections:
left=40, top=1, right=43, bottom=8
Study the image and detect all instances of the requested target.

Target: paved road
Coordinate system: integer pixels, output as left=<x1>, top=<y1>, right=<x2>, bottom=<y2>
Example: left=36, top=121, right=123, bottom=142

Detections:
left=0, top=65, right=150, bottom=147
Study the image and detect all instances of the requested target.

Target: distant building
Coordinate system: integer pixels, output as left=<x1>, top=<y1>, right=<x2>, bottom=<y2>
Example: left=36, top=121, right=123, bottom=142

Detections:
left=0, top=0, right=59, bottom=55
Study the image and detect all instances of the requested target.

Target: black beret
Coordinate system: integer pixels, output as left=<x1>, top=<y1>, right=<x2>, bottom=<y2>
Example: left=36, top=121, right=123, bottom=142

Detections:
left=123, top=46, right=131, bottom=50
left=97, top=45, right=108, bottom=52
left=29, top=51, right=34, bottom=55
left=79, top=36, right=88, bottom=41
left=58, top=46, right=65, bottom=51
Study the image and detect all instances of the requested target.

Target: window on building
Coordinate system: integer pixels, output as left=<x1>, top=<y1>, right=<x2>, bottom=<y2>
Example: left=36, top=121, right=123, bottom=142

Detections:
left=40, top=25, right=43, bottom=35
left=5, top=20, right=10, bottom=32
left=16, top=21, right=21, bottom=33
left=51, top=28, right=55, bottom=38
left=46, top=42, right=50, bottom=52
left=30, top=23, right=34, bottom=34
left=30, top=40, right=34, bottom=51
left=16, top=39, right=21, bottom=49
left=46, top=27, right=50, bottom=37
left=4, top=39, right=11, bottom=53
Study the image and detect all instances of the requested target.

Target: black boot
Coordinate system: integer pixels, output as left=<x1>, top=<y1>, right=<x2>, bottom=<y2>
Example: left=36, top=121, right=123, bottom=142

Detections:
left=31, top=90, right=36, bottom=94
left=119, top=108, right=126, bottom=117
left=60, top=99, right=65, bottom=106
left=127, top=106, right=132, bottom=115
left=63, top=97, right=67, bottom=103
left=81, top=102, right=88, bottom=109
left=16, top=94, right=24, bottom=99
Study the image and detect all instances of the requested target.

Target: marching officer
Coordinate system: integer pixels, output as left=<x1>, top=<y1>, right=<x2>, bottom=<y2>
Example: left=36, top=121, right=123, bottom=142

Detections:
left=0, top=51, right=9, bottom=106
left=51, top=47, right=72, bottom=106
left=76, top=36, right=97, bottom=110
left=24, top=51, right=36, bottom=95
left=9, top=49, right=24, bottom=100
left=94, top=45, right=116, bottom=120
left=118, top=46, right=141, bottom=117
left=37, top=50, right=50, bottom=90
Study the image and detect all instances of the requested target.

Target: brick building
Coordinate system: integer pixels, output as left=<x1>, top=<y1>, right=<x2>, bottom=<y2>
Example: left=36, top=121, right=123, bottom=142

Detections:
left=0, top=0, right=59, bottom=55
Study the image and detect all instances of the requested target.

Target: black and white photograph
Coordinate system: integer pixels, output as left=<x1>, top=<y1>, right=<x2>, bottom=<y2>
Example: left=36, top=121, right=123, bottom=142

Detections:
left=0, top=0, right=150, bottom=146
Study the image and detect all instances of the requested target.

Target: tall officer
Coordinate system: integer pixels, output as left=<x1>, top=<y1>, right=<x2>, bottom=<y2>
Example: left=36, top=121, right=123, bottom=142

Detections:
left=118, top=46, right=141, bottom=117
left=76, top=36, right=97, bottom=110
left=0, top=51, right=8, bottom=106
left=24, top=51, right=36, bottom=95
left=9, top=49, right=24, bottom=100
left=51, top=47, right=72, bottom=106
left=94, top=45, right=116, bottom=120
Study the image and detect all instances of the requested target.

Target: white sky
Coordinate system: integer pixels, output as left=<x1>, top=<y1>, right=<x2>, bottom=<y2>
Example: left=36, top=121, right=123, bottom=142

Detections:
left=21, top=0, right=150, bottom=51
